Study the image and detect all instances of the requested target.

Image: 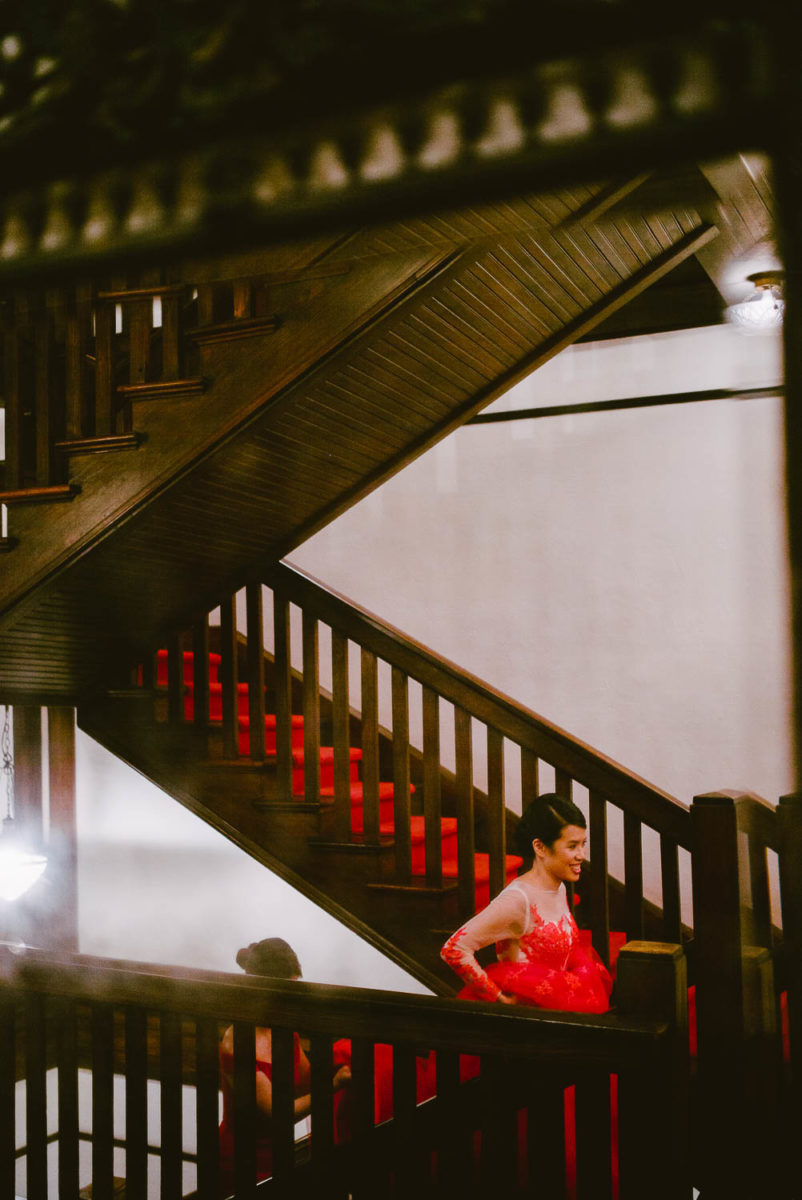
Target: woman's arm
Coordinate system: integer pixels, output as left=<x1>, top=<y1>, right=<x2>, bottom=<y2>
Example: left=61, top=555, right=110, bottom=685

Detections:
left=440, top=887, right=529, bottom=1002
left=253, top=1053, right=351, bottom=1123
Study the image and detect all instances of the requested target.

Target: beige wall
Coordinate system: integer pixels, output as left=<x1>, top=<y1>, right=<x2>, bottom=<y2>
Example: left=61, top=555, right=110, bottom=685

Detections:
left=290, top=326, right=791, bottom=910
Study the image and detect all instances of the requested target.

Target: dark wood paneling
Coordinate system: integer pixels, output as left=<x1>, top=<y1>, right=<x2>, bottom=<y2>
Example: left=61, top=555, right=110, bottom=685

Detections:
left=0, top=190, right=716, bottom=697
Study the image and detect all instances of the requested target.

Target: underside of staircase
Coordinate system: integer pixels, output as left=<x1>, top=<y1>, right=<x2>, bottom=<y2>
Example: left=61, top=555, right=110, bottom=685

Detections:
left=0, top=163, right=747, bottom=700
left=80, top=646, right=524, bottom=994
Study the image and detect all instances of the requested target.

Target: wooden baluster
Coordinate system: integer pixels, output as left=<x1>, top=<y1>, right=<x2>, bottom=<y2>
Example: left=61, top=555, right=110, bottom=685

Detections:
left=422, top=686, right=442, bottom=886
left=360, top=648, right=380, bottom=844
left=350, top=1038, right=378, bottom=1197
left=310, top=1033, right=335, bottom=1180
left=660, top=834, right=682, bottom=943
left=270, top=1026, right=295, bottom=1183
left=246, top=583, right=266, bottom=763
left=34, top=311, right=55, bottom=485
left=65, top=282, right=92, bottom=437
left=129, top=297, right=151, bottom=385
left=778, top=792, right=802, bottom=1133
left=391, top=667, right=412, bottom=880
left=616, top=943, right=689, bottom=1200
left=233, top=1022, right=258, bottom=1198
left=161, top=287, right=182, bottom=380
left=272, top=591, right=293, bottom=798
left=588, top=791, right=611, bottom=967
left=220, top=596, right=239, bottom=760
left=166, top=633, right=184, bottom=726
left=747, top=832, right=772, bottom=948
left=479, top=1054, right=518, bottom=1190
left=94, top=299, right=115, bottom=436
left=555, top=767, right=573, bottom=801
left=125, top=1007, right=149, bottom=1200
left=196, top=283, right=215, bottom=326
left=55, top=997, right=79, bottom=1198
left=486, top=727, right=506, bottom=899
left=520, top=745, right=539, bottom=805
left=455, top=706, right=475, bottom=919
left=623, top=812, right=644, bottom=940
left=303, top=613, right=321, bottom=803
left=0, top=987, right=15, bottom=1191
left=574, top=1070, right=612, bottom=1200
left=92, top=1002, right=115, bottom=1199
left=25, top=993, right=48, bottom=1200
left=195, top=1017, right=222, bottom=1200
left=526, top=1074, right=568, bottom=1197
left=2, top=323, right=24, bottom=488
left=233, top=280, right=252, bottom=319
left=332, top=631, right=352, bottom=842
left=392, top=1043, right=420, bottom=1190
left=434, top=1049, right=474, bottom=1192
left=160, top=1010, right=184, bottom=1200
left=192, top=614, right=210, bottom=734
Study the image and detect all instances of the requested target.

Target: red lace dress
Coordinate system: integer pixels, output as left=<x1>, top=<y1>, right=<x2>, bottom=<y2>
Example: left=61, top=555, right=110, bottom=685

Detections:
left=441, top=878, right=612, bottom=1012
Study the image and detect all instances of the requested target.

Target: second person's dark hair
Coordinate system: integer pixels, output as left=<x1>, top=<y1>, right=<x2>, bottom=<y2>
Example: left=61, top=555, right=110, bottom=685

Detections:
left=514, top=793, right=587, bottom=860
left=236, top=938, right=302, bottom=979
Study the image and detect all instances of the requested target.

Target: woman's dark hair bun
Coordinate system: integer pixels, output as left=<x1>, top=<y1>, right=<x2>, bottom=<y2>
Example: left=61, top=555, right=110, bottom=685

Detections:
left=235, top=937, right=302, bottom=979
left=514, top=792, right=587, bottom=859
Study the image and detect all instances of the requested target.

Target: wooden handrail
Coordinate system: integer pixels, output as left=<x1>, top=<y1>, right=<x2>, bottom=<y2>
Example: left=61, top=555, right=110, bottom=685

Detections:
left=0, top=945, right=665, bottom=1066
left=266, top=560, right=690, bottom=846
left=1, top=942, right=690, bottom=1200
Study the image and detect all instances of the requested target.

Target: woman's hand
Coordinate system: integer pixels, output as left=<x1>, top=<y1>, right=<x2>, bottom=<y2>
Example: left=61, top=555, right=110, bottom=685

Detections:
left=497, top=991, right=518, bottom=1005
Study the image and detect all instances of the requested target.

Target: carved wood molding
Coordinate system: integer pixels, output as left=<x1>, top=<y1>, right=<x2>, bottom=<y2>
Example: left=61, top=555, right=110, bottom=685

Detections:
left=0, top=15, right=776, bottom=279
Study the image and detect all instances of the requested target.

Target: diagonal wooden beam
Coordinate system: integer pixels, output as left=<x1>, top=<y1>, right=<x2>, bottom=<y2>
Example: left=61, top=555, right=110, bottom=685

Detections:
left=274, top=221, right=719, bottom=558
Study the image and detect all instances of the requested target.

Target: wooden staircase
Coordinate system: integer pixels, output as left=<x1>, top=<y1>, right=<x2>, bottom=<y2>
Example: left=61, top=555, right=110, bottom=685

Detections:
left=80, top=560, right=693, bottom=991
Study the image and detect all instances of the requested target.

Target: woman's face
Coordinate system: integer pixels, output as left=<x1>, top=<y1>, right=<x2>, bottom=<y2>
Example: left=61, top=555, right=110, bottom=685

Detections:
left=535, top=823, right=587, bottom=884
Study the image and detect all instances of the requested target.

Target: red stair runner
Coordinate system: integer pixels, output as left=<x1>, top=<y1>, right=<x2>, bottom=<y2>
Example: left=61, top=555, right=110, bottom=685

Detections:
left=152, top=647, right=524, bottom=911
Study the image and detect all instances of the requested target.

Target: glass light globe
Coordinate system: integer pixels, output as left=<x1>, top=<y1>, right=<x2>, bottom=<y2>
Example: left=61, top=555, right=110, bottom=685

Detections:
left=727, top=271, right=784, bottom=335
left=0, top=841, right=47, bottom=902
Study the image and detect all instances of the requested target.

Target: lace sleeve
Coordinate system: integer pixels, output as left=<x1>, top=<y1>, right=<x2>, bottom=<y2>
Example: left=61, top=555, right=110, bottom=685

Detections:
left=440, top=885, right=530, bottom=1001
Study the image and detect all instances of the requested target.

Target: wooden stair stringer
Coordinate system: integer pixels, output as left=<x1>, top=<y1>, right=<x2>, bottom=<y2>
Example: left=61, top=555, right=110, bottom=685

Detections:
left=79, top=695, right=461, bottom=995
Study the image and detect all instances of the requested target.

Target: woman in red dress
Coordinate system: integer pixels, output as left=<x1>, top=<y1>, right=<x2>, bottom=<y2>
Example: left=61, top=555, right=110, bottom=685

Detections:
left=441, top=793, right=612, bottom=1011
left=218, top=937, right=351, bottom=1195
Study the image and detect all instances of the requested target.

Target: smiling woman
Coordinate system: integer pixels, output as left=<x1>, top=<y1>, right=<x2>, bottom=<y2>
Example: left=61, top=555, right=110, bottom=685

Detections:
left=440, top=793, right=612, bottom=1011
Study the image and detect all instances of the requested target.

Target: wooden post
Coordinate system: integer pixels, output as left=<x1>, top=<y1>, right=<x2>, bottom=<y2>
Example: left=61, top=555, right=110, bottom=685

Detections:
left=47, top=707, right=78, bottom=953
left=391, top=667, right=412, bottom=880
left=12, top=706, right=43, bottom=850
left=615, top=942, right=689, bottom=1200
left=690, top=792, right=748, bottom=1199
left=2, top=325, right=24, bottom=488
left=778, top=792, right=802, bottom=1136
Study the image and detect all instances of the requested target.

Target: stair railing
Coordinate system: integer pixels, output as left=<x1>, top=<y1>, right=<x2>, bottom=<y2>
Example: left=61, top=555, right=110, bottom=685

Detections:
left=156, top=561, right=692, bottom=954
left=0, top=939, right=689, bottom=1200
left=263, top=561, right=693, bottom=951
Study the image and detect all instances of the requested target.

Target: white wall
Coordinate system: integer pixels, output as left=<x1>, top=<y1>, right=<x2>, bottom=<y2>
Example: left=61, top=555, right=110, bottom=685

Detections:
left=290, top=325, right=792, bottom=811
left=74, top=729, right=430, bottom=993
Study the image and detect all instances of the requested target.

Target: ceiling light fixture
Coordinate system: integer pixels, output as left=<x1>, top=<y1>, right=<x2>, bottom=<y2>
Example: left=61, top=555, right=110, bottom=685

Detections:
left=726, top=270, right=785, bottom=335
left=0, top=707, right=47, bottom=903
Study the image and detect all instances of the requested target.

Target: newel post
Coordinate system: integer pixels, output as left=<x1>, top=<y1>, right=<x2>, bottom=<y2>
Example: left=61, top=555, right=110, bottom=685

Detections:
left=615, top=942, right=689, bottom=1200
left=778, top=792, right=802, bottom=1133
left=689, top=792, right=784, bottom=1197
